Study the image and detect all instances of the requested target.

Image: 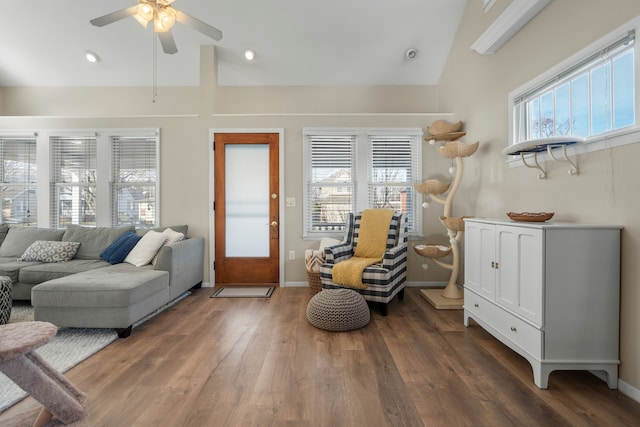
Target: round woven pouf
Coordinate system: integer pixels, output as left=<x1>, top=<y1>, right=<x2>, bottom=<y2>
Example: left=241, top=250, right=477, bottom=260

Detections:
left=306, top=289, right=370, bottom=332
left=0, top=276, right=12, bottom=325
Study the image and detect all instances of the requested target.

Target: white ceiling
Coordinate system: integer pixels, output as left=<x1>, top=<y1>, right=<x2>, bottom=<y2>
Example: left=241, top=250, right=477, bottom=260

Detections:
left=0, top=0, right=468, bottom=87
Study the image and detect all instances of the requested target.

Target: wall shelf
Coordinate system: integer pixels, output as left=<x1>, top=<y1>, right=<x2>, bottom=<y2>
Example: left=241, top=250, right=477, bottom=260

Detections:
left=503, top=136, right=585, bottom=179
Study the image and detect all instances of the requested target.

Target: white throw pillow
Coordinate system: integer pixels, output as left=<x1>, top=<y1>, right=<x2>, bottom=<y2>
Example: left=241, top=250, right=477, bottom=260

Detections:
left=151, top=228, right=185, bottom=265
left=124, top=230, right=167, bottom=267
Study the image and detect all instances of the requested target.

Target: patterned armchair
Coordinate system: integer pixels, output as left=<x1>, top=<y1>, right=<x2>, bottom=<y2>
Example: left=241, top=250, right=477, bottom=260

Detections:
left=319, top=212, right=408, bottom=315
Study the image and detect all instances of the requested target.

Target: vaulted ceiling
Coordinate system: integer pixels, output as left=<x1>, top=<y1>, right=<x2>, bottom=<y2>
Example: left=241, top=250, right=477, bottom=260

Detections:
left=0, top=0, right=468, bottom=87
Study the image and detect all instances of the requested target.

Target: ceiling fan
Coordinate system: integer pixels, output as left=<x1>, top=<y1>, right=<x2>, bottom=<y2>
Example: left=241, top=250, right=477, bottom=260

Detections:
left=89, top=0, right=223, bottom=54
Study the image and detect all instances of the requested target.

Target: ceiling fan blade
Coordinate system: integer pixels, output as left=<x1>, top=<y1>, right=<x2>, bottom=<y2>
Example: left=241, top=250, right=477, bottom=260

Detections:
left=158, top=31, right=178, bottom=54
left=90, top=5, right=138, bottom=27
left=175, top=10, right=223, bottom=41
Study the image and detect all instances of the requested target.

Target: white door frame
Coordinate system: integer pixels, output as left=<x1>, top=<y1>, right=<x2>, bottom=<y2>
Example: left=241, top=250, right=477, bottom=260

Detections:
left=208, top=128, right=285, bottom=287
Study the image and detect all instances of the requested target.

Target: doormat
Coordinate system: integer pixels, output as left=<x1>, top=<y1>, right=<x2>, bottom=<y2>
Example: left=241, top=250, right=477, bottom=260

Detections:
left=211, top=286, right=275, bottom=298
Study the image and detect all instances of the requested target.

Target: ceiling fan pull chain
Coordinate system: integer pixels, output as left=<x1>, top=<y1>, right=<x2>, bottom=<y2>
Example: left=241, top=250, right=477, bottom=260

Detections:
left=152, top=29, right=157, bottom=103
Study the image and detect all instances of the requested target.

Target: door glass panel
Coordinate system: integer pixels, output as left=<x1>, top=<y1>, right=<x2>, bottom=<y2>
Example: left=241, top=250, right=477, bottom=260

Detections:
left=225, top=144, right=269, bottom=257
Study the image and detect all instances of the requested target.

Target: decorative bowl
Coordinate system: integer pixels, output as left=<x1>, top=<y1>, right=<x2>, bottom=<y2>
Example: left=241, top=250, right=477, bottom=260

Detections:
left=507, top=212, right=554, bottom=222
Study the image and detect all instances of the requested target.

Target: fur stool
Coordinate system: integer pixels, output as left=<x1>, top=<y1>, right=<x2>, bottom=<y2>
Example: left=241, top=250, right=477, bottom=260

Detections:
left=0, top=321, right=89, bottom=426
left=306, top=288, right=370, bottom=331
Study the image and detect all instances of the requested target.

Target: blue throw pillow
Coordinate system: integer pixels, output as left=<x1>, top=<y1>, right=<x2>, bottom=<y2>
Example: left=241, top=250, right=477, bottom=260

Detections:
left=100, top=231, right=143, bottom=264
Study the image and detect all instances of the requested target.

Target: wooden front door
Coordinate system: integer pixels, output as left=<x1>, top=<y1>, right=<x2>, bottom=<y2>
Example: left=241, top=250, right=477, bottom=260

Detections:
left=214, top=133, right=280, bottom=284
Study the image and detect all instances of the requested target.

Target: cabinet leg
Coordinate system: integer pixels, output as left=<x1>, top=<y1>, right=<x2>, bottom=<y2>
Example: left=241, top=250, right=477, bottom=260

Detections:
left=533, top=363, right=550, bottom=389
left=604, top=367, right=619, bottom=389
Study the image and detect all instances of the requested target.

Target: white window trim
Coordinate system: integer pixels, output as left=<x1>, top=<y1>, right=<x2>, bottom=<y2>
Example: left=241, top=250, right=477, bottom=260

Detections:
left=507, top=15, right=640, bottom=168
left=0, top=128, right=159, bottom=228
left=302, top=127, right=423, bottom=240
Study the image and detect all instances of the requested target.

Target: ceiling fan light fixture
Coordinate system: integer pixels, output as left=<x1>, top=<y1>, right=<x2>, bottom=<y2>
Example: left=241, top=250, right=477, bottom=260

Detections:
left=134, top=3, right=153, bottom=27
left=155, top=7, right=177, bottom=32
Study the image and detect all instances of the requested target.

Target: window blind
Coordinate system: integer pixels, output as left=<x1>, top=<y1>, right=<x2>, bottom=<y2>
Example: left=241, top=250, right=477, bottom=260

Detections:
left=369, top=135, right=418, bottom=229
left=50, top=136, right=97, bottom=227
left=307, top=135, right=355, bottom=232
left=514, top=30, right=635, bottom=105
left=0, top=136, right=37, bottom=225
left=111, top=136, right=158, bottom=227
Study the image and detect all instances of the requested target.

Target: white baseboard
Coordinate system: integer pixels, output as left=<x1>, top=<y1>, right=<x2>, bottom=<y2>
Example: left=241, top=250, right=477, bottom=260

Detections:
left=619, top=379, right=640, bottom=403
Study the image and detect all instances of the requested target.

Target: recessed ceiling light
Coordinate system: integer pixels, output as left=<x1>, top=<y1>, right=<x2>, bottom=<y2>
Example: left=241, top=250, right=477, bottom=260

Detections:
left=85, top=51, right=99, bottom=63
left=405, top=48, right=418, bottom=60
left=244, top=49, right=255, bottom=61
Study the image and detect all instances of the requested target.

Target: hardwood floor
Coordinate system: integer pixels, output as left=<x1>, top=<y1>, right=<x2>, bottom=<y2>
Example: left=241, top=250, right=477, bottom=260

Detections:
left=2, top=287, right=640, bottom=426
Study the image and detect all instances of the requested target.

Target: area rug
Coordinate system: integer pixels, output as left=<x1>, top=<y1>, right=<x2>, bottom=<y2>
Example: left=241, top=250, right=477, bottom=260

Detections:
left=0, top=292, right=190, bottom=412
left=211, top=286, right=274, bottom=298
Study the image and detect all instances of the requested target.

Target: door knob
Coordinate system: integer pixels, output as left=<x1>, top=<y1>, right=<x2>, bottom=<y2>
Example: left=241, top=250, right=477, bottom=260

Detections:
left=271, top=221, right=278, bottom=227
left=271, top=193, right=278, bottom=199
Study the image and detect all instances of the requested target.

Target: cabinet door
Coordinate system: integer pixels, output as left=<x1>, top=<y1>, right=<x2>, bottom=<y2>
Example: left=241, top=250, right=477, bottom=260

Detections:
left=464, top=221, right=496, bottom=298
left=495, top=226, right=543, bottom=326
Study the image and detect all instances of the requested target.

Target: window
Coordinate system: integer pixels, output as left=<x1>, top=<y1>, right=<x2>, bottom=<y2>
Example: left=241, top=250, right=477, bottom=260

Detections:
left=0, top=129, right=159, bottom=228
left=0, top=136, right=37, bottom=225
left=111, top=136, right=158, bottom=227
left=509, top=18, right=640, bottom=154
left=50, top=136, right=98, bottom=228
left=303, top=128, right=422, bottom=237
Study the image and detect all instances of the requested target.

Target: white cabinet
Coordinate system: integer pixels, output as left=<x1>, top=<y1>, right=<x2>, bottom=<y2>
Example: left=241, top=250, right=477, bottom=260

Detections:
left=463, top=218, right=621, bottom=389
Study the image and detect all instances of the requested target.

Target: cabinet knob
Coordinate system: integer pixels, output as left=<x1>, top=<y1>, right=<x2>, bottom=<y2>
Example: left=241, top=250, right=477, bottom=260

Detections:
left=474, top=303, right=479, bottom=308
left=495, top=262, right=499, bottom=269
left=491, top=261, right=495, bottom=268
left=510, top=326, right=517, bottom=332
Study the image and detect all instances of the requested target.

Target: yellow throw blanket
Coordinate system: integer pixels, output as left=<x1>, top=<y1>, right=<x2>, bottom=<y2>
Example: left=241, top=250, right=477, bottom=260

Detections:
left=332, top=209, right=395, bottom=289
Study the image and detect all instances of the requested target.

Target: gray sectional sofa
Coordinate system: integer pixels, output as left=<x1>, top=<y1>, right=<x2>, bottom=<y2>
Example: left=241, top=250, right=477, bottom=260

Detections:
left=0, top=224, right=204, bottom=337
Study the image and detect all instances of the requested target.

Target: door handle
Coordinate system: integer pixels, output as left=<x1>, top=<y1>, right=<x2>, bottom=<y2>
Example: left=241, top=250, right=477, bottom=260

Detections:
left=271, top=221, right=278, bottom=228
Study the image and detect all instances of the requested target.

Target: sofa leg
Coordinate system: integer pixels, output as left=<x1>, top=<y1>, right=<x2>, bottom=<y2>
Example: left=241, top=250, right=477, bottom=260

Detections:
left=191, top=281, right=203, bottom=290
left=398, top=289, right=405, bottom=300
left=117, top=326, right=132, bottom=338
left=379, top=303, right=388, bottom=316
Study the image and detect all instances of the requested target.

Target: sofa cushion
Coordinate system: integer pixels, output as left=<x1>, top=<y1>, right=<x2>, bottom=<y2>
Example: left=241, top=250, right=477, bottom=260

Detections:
left=62, top=225, right=134, bottom=260
left=125, top=230, right=166, bottom=267
left=0, top=260, right=43, bottom=283
left=18, top=259, right=111, bottom=285
left=19, top=240, right=81, bottom=263
left=100, top=231, right=142, bottom=264
left=0, top=224, right=9, bottom=247
left=31, top=263, right=170, bottom=308
left=0, top=227, right=65, bottom=258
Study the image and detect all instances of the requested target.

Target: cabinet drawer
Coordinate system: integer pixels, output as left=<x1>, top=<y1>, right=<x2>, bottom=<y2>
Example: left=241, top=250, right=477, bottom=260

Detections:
left=465, top=289, right=542, bottom=358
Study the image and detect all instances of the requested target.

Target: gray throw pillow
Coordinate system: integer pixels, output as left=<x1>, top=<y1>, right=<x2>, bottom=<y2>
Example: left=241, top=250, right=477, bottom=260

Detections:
left=19, top=241, right=81, bottom=263
left=0, top=227, right=66, bottom=258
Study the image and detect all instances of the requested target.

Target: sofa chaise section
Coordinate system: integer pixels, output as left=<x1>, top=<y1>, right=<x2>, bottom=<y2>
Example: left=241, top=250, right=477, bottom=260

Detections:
left=32, top=263, right=170, bottom=338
